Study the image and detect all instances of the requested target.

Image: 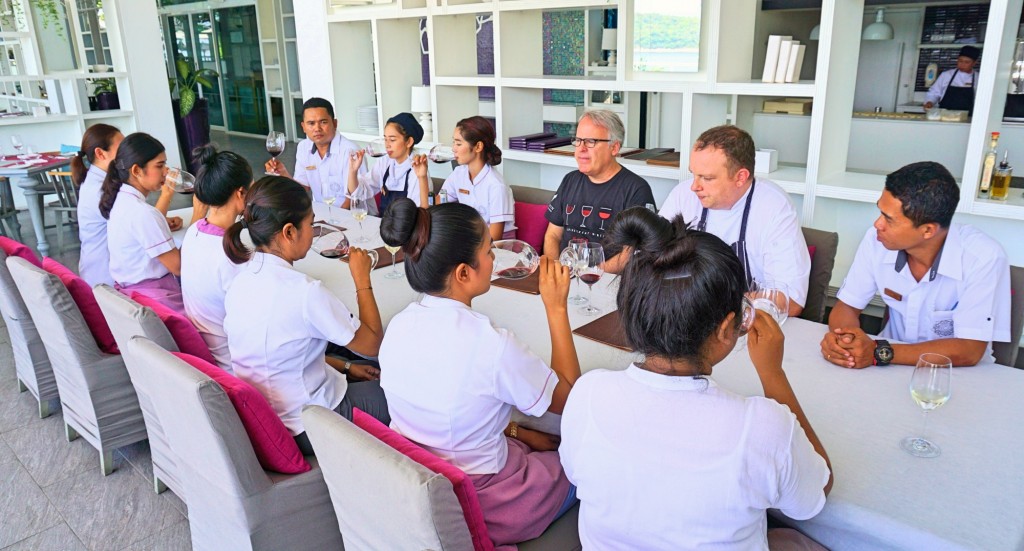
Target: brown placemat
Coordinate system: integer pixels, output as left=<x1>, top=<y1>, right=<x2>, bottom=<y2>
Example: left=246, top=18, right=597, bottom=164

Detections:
left=341, top=246, right=405, bottom=270
left=572, top=310, right=631, bottom=351
left=490, top=270, right=540, bottom=295
left=313, top=221, right=347, bottom=232
left=646, top=151, right=681, bottom=167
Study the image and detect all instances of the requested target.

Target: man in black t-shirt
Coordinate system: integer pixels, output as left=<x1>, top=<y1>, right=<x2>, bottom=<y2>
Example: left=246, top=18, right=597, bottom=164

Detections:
left=543, top=110, right=655, bottom=257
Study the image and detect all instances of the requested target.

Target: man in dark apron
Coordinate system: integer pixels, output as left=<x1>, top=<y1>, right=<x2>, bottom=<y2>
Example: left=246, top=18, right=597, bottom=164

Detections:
left=924, top=45, right=980, bottom=116
left=697, top=181, right=756, bottom=290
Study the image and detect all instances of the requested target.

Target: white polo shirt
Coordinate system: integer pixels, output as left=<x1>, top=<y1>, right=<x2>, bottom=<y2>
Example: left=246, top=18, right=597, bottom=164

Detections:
left=106, top=184, right=174, bottom=286
left=837, top=224, right=1011, bottom=353
left=77, top=164, right=114, bottom=287
left=223, top=252, right=358, bottom=435
left=379, top=294, right=556, bottom=475
left=293, top=132, right=365, bottom=205
left=180, top=219, right=243, bottom=372
left=353, top=155, right=422, bottom=211
left=660, top=178, right=811, bottom=307
left=560, top=365, right=830, bottom=551
left=441, top=164, right=516, bottom=234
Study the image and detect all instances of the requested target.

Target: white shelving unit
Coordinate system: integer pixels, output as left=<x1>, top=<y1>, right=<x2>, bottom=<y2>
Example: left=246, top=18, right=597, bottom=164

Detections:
left=296, top=0, right=1024, bottom=287
left=257, top=0, right=303, bottom=142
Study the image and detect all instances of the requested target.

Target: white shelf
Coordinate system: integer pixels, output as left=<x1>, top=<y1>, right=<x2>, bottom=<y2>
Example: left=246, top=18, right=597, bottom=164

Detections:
left=496, top=0, right=609, bottom=11
left=971, top=192, right=1024, bottom=220
left=0, top=114, right=77, bottom=126
left=757, top=164, right=807, bottom=195
left=501, top=76, right=621, bottom=91
left=503, top=149, right=681, bottom=181
left=714, top=80, right=816, bottom=97
left=816, top=171, right=886, bottom=203
left=433, top=75, right=496, bottom=87
left=82, top=109, right=134, bottom=120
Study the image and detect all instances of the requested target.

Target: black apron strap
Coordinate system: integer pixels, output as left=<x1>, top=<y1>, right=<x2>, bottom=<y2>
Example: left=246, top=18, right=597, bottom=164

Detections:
left=379, top=166, right=413, bottom=213
left=697, top=208, right=709, bottom=232
left=731, top=180, right=757, bottom=289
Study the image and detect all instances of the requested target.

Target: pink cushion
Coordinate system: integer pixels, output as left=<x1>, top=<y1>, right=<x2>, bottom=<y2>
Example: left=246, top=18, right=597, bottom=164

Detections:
left=514, top=202, right=548, bottom=253
left=41, top=258, right=119, bottom=354
left=808, top=245, right=816, bottom=259
left=172, top=352, right=311, bottom=474
left=0, top=236, right=42, bottom=268
left=352, top=409, right=493, bottom=551
left=131, top=292, right=218, bottom=366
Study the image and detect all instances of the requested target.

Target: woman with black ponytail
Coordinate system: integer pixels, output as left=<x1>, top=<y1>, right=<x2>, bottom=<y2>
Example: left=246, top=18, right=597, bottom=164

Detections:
left=101, top=133, right=194, bottom=314
left=180, top=144, right=252, bottom=371
left=73, top=123, right=123, bottom=287
left=222, top=176, right=388, bottom=455
left=440, top=116, right=516, bottom=241
left=378, top=197, right=579, bottom=546
left=559, top=209, right=833, bottom=550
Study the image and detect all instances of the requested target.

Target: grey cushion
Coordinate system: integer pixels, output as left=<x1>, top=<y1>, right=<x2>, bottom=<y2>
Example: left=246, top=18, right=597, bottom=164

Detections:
left=511, top=185, right=556, bottom=206
left=93, top=284, right=183, bottom=496
left=994, top=265, right=1024, bottom=368
left=7, top=256, right=146, bottom=456
left=800, top=227, right=839, bottom=324
left=0, top=248, right=56, bottom=408
left=127, top=336, right=343, bottom=551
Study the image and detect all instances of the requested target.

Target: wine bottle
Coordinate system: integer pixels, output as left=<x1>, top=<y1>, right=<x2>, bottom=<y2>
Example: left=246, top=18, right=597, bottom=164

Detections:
left=979, top=132, right=999, bottom=194
left=991, top=150, right=1012, bottom=201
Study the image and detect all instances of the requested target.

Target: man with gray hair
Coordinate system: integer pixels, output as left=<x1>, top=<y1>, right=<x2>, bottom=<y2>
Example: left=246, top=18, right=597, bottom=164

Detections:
left=543, top=109, right=655, bottom=257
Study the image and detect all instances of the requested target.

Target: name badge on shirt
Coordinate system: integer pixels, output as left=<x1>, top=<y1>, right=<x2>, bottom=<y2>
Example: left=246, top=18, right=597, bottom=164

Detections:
left=884, top=288, right=903, bottom=302
left=458, top=188, right=471, bottom=195
left=305, top=165, right=316, bottom=171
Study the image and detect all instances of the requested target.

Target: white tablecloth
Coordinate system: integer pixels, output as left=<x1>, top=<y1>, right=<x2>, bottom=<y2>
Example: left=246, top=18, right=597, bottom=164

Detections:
left=172, top=204, right=1024, bottom=550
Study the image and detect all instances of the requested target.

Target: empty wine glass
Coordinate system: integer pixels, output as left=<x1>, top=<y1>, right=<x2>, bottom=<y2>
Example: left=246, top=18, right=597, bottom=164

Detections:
left=350, top=196, right=370, bottom=243
left=10, top=135, right=24, bottom=159
left=577, top=243, right=605, bottom=316
left=567, top=237, right=589, bottom=305
left=383, top=241, right=403, bottom=280
left=492, top=240, right=540, bottom=280
left=428, top=144, right=456, bottom=163
left=324, top=181, right=343, bottom=224
left=265, top=131, right=286, bottom=175
left=165, top=167, right=195, bottom=193
left=900, top=353, right=952, bottom=458
left=749, top=280, right=790, bottom=326
left=365, top=138, right=387, bottom=158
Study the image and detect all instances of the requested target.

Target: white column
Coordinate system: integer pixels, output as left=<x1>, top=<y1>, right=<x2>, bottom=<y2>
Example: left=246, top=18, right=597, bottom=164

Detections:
left=293, top=0, right=333, bottom=102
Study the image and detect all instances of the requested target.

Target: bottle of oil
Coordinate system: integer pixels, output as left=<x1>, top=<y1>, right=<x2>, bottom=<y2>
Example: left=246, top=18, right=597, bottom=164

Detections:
left=979, top=132, right=1000, bottom=194
left=991, top=151, right=1012, bottom=201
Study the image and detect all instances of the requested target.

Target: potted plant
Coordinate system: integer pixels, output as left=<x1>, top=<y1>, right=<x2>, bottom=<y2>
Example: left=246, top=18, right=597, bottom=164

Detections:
left=169, top=59, right=218, bottom=172
left=91, top=77, right=119, bottom=111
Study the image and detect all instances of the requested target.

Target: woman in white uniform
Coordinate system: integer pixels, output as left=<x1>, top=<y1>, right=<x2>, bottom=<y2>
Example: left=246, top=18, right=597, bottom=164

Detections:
left=222, top=176, right=389, bottom=455
left=72, top=123, right=123, bottom=287
left=378, top=198, right=579, bottom=546
left=440, top=116, right=516, bottom=241
left=347, top=112, right=430, bottom=214
left=99, top=133, right=193, bottom=314
left=560, top=210, right=833, bottom=550
left=180, top=144, right=252, bottom=371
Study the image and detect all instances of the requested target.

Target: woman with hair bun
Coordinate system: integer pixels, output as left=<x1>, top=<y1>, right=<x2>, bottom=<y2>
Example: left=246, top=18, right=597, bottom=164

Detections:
left=378, top=197, right=580, bottom=546
left=222, top=176, right=388, bottom=455
left=560, top=209, right=833, bottom=550
left=346, top=112, right=430, bottom=214
left=440, top=116, right=515, bottom=241
left=180, top=144, right=252, bottom=371
left=73, top=123, right=123, bottom=287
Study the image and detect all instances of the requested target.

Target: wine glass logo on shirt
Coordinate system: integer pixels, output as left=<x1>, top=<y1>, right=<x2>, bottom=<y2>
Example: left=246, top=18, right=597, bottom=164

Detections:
left=598, top=207, right=612, bottom=230
left=579, top=205, right=594, bottom=228
left=564, top=204, right=575, bottom=226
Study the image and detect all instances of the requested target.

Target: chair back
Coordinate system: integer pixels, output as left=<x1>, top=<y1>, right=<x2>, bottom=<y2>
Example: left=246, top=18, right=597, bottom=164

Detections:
left=994, top=265, right=1024, bottom=368
left=45, top=170, right=78, bottom=209
left=510, top=185, right=555, bottom=206
left=799, top=227, right=839, bottom=323
left=0, top=244, right=55, bottom=406
left=94, top=285, right=183, bottom=495
left=302, top=405, right=476, bottom=551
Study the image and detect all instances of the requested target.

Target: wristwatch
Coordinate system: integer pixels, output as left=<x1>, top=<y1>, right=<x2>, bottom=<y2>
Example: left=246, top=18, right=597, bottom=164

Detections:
left=341, top=361, right=352, bottom=375
left=873, top=340, right=894, bottom=366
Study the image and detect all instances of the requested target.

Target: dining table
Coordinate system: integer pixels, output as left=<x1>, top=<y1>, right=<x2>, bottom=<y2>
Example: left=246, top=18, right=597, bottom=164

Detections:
left=171, top=202, right=1024, bottom=551
left=0, top=153, right=73, bottom=256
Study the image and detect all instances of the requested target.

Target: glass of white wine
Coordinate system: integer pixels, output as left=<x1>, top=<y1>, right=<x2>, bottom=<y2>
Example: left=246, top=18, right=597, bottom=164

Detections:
left=900, top=353, right=952, bottom=458
left=350, top=196, right=370, bottom=244
left=324, top=181, right=343, bottom=224
left=383, top=242, right=403, bottom=279
left=749, top=280, right=790, bottom=327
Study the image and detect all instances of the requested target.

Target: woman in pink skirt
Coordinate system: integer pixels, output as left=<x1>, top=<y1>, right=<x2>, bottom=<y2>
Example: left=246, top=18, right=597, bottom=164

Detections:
left=378, top=198, right=580, bottom=546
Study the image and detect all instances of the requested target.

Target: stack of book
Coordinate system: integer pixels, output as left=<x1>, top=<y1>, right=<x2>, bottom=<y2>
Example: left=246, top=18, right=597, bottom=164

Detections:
left=509, top=132, right=572, bottom=152
left=762, top=35, right=806, bottom=84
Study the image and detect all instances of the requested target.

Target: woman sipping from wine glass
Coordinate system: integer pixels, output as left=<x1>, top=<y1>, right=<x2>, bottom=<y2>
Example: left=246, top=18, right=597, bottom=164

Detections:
left=440, top=116, right=516, bottom=241
left=73, top=123, right=123, bottom=287
left=346, top=112, right=430, bottom=214
left=378, top=197, right=580, bottom=546
left=180, top=144, right=252, bottom=372
left=99, top=133, right=202, bottom=315
left=559, top=209, right=833, bottom=550
left=222, top=176, right=388, bottom=455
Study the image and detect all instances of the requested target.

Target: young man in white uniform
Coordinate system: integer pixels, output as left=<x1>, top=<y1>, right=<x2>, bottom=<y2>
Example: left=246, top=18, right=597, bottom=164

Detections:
left=822, top=161, right=1010, bottom=368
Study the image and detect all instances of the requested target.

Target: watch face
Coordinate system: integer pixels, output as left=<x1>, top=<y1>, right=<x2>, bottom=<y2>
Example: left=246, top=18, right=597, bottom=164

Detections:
left=877, top=345, right=894, bottom=363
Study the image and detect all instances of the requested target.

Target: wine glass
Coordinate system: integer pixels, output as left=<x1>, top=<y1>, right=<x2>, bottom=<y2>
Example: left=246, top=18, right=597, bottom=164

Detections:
left=165, top=167, right=195, bottom=193
left=324, top=181, right=343, bottom=224
left=428, top=144, right=456, bottom=163
left=265, top=131, right=286, bottom=175
left=577, top=243, right=605, bottom=316
left=350, top=196, right=370, bottom=243
left=365, top=138, right=387, bottom=158
left=567, top=237, right=589, bottom=305
left=315, top=230, right=350, bottom=258
left=749, top=280, right=790, bottom=326
left=900, top=353, right=952, bottom=458
left=492, top=240, right=540, bottom=280
left=383, top=242, right=403, bottom=279
left=10, top=135, right=24, bottom=159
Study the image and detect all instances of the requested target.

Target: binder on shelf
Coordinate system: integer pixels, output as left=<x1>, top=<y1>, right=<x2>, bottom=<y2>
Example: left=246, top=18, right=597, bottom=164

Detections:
left=646, top=151, right=681, bottom=168
left=621, top=148, right=674, bottom=161
left=785, top=44, right=806, bottom=83
left=774, top=40, right=797, bottom=83
left=762, top=35, right=791, bottom=83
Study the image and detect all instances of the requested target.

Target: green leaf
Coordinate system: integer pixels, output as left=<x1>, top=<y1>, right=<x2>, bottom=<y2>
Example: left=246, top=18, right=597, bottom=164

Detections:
left=179, top=89, right=195, bottom=118
left=176, top=59, right=190, bottom=80
left=195, top=77, right=213, bottom=89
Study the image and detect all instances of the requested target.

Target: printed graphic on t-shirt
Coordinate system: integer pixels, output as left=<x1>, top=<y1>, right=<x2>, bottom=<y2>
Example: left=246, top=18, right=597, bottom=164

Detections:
left=545, top=169, right=655, bottom=251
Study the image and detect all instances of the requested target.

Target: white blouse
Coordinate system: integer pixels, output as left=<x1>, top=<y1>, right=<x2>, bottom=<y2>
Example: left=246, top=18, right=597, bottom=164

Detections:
left=180, top=219, right=243, bottom=372
left=352, top=156, right=424, bottom=211
left=441, top=164, right=516, bottom=233
left=379, top=294, right=556, bottom=475
left=77, top=164, right=114, bottom=287
left=106, top=184, right=174, bottom=286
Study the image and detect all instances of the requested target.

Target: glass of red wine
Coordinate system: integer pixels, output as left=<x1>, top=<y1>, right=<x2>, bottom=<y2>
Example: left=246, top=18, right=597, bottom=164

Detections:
left=578, top=243, right=604, bottom=316
left=567, top=237, right=588, bottom=305
left=265, top=131, right=286, bottom=175
left=366, top=138, right=387, bottom=158
left=492, top=240, right=540, bottom=280
left=428, top=144, right=455, bottom=163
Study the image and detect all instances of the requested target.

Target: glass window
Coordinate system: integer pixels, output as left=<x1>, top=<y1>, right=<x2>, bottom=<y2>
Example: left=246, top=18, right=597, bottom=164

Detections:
left=632, top=0, right=700, bottom=73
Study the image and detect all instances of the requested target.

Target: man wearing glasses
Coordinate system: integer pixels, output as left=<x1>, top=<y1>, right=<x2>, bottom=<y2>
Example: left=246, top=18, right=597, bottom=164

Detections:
left=542, top=109, right=655, bottom=257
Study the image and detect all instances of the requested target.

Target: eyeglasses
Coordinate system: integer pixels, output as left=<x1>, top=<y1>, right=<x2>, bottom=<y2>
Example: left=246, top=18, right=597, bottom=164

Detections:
left=570, top=137, right=613, bottom=148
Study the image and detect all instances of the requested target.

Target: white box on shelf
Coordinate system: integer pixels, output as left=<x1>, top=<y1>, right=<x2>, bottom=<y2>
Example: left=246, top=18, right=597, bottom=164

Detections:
left=755, top=149, right=778, bottom=174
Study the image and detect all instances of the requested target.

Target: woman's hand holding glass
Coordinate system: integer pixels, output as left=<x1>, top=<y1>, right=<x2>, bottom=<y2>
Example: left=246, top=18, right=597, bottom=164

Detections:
left=348, top=149, right=366, bottom=175
left=746, top=308, right=785, bottom=378
left=539, top=256, right=572, bottom=312
left=346, top=246, right=378, bottom=281
left=411, top=154, right=429, bottom=178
